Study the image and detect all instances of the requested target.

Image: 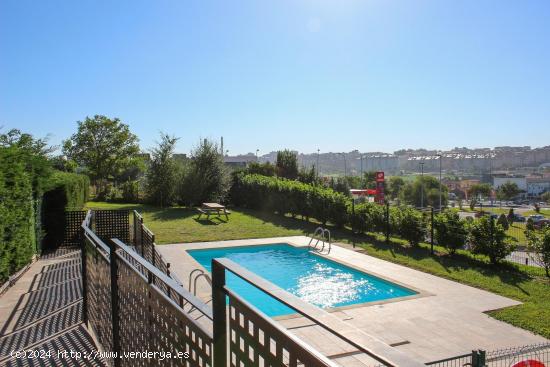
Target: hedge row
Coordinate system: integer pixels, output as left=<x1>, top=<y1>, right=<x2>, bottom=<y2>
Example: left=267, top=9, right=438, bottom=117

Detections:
left=0, top=147, right=36, bottom=283
left=231, top=174, right=349, bottom=227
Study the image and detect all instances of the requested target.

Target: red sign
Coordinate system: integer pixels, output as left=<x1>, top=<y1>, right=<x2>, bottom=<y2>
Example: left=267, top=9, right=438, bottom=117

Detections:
left=376, top=171, right=385, bottom=182
left=512, top=360, right=545, bottom=367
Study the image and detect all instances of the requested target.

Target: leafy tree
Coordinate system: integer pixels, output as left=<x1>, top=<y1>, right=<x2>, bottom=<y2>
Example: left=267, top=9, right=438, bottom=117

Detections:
left=401, top=175, right=448, bottom=208
left=276, top=150, right=298, bottom=180
left=387, top=176, right=405, bottom=199
left=541, top=191, right=550, bottom=204
left=362, top=171, right=378, bottom=189
left=433, top=210, right=468, bottom=254
left=297, top=165, right=317, bottom=185
left=507, top=208, right=515, bottom=223
left=62, top=115, right=140, bottom=194
left=496, top=181, right=520, bottom=202
left=145, top=133, right=180, bottom=207
left=246, top=161, right=276, bottom=177
left=469, top=217, right=514, bottom=264
left=180, top=139, right=230, bottom=205
left=497, top=213, right=509, bottom=231
left=526, top=226, right=550, bottom=277
left=468, top=183, right=492, bottom=210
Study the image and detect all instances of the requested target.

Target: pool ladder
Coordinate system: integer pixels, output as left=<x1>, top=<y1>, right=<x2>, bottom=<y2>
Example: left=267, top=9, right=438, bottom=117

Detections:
left=308, top=227, right=331, bottom=254
left=188, top=268, right=212, bottom=297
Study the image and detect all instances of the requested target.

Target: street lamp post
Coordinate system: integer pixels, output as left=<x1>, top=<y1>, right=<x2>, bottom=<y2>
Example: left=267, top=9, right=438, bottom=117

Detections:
left=339, top=153, right=347, bottom=177
left=420, top=161, right=425, bottom=208
left=437, top=154, right=442, bottom=211
left=317, top=149, right=320, bottom=178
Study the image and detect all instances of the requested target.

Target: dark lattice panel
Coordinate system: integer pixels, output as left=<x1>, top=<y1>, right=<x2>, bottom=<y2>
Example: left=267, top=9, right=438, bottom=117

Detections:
left=142, top=226, right=155, bottom=265
left=148, top=284, right=213, bottom=367
left=63, top=210, right=87, bottom=246
left=116, top=256, right=151, bottom=367
left=229, top=296, right=331, bottom=367
left=94, top=210, right=130, bottom=244
left=85, top=238, right=113, bottom=354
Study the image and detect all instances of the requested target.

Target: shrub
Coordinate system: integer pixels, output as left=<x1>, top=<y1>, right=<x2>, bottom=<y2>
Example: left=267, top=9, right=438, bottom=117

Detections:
left=469, top=217, right=514, bottom=264
left=526, top=218, right=535, bottom=231
left=497, top=213, right=509, bottom=231
left=121, top=180, right=140, bottom=203
left=526, top=226, right=550, bottom=277
left=349, top=202, right=386, bottom=234
left=391, top=206, right=426, bottom=246
left=433, top=210, right=468, bottom=254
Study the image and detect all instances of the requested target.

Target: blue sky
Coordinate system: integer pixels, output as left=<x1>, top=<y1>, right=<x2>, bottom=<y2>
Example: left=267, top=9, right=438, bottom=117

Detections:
left=1, top=0, right=549, bottom=155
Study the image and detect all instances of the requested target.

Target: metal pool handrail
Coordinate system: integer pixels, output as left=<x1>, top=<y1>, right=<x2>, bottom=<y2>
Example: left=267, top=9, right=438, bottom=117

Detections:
left=212, top=257, right=425, bottom=367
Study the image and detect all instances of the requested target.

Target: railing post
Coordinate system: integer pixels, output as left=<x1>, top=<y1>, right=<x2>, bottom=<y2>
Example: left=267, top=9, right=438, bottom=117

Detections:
left=471, top=349, right=487, bottom=367
left=212, top=259, right=227, bottom=367
left=139, top=215, right=144, bottom=256
left=430, top=207, right=434, bottom=255
left=109, top=239, right=121, bottom=367
left=80, top=228, right=88, bottom=325
left=151, top=234, right=156, bottom=267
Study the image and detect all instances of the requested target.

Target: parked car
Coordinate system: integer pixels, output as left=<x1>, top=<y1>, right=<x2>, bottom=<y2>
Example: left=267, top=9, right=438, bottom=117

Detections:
left=528, top=215, right=545, bottom=223
left=512, top=214, right=526, bottom=222
left=534, top=219, right=550, bottom=229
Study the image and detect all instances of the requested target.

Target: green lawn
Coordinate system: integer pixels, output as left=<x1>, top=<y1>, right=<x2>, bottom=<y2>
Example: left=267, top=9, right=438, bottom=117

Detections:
left=84, top=201, right=316, bottom=244
left=86, top=201, right=550, bottom=338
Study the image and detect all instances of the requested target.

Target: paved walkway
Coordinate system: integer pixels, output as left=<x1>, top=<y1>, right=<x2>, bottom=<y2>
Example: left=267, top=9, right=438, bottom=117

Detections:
left=0, top=247, right=106, bottom=367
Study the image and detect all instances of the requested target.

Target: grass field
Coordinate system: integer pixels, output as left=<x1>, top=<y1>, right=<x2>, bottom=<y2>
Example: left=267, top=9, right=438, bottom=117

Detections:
left=86, top=201, right=550, bottom=339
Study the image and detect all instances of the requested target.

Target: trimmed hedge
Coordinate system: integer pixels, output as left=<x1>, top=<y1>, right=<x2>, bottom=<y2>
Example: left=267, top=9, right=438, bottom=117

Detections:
left=42, top=171, right=89, bottom=248
left=231, top=174, right=349, bottom=227
left=0, top=147, right=36, bottom=283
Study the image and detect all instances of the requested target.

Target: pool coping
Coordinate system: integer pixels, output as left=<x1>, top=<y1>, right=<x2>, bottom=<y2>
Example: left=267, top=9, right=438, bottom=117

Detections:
left=181, top=238, right=432, bottom=319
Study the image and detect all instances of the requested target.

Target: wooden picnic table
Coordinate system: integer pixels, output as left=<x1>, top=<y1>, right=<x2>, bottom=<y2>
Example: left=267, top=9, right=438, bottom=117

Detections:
left=197, top=203, right=230, bottom=221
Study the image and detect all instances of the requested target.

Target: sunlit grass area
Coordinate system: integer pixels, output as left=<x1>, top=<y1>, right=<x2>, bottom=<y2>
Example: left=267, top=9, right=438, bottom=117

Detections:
left=86, top=201, right=550, bottom=338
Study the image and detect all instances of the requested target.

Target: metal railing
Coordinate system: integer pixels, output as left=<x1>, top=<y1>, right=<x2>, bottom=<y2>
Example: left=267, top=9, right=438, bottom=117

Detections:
left=212, top=257, right=425, bottom=367
left=308, top=227, right=332, bottom=254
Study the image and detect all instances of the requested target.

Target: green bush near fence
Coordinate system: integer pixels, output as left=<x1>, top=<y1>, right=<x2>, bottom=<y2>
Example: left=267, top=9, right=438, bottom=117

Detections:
left=0, top=147, right=36, bottom=283
left=41, top=171, right=89, bottom=248
left=433, top=210, right=468, bottom=255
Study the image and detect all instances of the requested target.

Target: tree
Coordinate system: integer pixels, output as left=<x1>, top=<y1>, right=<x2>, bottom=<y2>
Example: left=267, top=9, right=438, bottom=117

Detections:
left=526, top=226, right=550, bottom=277
left=145, top=133, right=180, bottom=207
left=496, top=181, right=520, bottom=202
left=276, top=150, right=298, bottom=180
left=401, top=175, right=448, bottom=208
left=297, top=165, right=317, bottom=185
left=392, top=207, right=426, bottom=246
left=387, top=176, right=405, bottom=199
left=497, top=213, right=509, bottom=231
left=468, top=183, right=492, bottom=210
left=62, top=115, right=140, bottom=194
left=541, top=191, right=550, bottom=204
left=180, top=139, right=230, bottom=205
left=433, top=210, right=468, bottom=255
left=469, top=217, right=514, bottom=264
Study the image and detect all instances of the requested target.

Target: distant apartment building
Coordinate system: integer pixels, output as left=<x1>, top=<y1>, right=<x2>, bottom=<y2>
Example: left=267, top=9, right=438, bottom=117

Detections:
left=526, top=177, right=550, bottom=196
left=363, top=155, right=399, bottom=172
left=493, top=175, right=528, bottom=191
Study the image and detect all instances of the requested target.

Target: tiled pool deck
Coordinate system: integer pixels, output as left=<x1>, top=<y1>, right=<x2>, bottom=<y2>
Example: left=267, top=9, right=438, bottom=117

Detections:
left=157, top=236, right=549, bottom=364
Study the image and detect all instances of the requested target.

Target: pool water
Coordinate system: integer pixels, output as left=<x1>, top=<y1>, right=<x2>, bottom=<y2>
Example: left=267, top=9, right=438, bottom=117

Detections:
left=188, top=244, right=416, bottom=316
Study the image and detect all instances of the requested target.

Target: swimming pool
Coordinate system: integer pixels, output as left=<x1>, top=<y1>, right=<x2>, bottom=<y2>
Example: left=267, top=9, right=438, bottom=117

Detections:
left=188, top=243, right=416, bottom=316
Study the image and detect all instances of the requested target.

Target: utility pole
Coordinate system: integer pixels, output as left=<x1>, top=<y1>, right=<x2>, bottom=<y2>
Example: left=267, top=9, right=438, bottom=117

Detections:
left=420, top=161, right=425, bottom=208
left=339, top=153, right=347, bottom=177
left=255, top=149, right=259, bottom=162
left=438, top=154, right=442, bottom=211
left=317, top=149, right=320, bottom=178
